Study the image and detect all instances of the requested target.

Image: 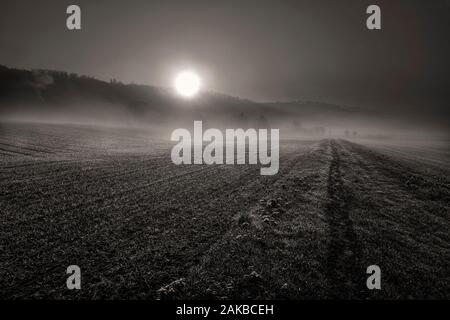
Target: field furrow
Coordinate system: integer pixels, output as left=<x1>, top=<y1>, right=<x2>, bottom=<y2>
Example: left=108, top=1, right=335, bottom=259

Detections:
left=1, top=122, right=449, bottom=299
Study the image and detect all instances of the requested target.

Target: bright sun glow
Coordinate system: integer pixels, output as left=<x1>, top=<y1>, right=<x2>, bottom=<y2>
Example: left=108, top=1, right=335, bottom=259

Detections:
left=174, top=71, right=201, bottom=98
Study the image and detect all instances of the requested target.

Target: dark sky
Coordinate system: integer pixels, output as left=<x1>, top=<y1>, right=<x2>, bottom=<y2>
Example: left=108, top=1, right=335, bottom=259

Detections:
left=0, top=0, right=449, bottom=113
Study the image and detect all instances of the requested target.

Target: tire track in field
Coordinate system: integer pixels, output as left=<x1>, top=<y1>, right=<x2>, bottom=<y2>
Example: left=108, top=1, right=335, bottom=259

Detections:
left=2, top=155, right=281, bottom=298
left=0, top=137, right=81, bottom=154
left=1, top=151, right=263, bottom=227
left=11, top=145, right=309, bottom=298
left=56, top=150, right=300, bottom=262
left=341, top=140, right=450, bottom=203
left=0, top=138, right=317, bottom=298
left=337, top=140, right=450, bottom=238
left=0, top=162, right=221, bottom=229
left=0, top=147, right=35, bottom=157
left=1, top=156, right=260, bottom=245
left=0, top=157, right=173, bottom=204
left=0, top=151, right=15, bottom=157
left=335, top=140, right=450, bottom=298
left=0, top=141, right=56, bottom=155
left=0, top=164, right=237, bottom=295
left=160, top=142, right=323, bottom=298
left=325, top=140, right=364, bottom=298
left=0, top=159, right=82, bottom=171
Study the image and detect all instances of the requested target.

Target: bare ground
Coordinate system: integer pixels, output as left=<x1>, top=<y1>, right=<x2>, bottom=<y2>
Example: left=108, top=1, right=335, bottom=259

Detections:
left=0, top=122, right=449, bottom=299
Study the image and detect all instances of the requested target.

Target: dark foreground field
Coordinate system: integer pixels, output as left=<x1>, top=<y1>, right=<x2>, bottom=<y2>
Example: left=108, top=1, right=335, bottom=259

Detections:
left=0, top=122, right=449, bottom=299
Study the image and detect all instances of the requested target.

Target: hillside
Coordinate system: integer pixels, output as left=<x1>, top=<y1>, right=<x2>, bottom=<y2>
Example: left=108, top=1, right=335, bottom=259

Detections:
left=0, top=65, right=431, bottom=138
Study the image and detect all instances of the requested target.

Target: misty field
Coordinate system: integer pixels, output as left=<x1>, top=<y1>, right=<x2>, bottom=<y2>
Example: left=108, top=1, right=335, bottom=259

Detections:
left=0, top=122, right=449, bottom=299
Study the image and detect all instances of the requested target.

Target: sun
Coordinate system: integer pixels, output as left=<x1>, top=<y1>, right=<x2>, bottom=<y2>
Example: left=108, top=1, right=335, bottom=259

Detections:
left=174, top=71, right=201, bottom=98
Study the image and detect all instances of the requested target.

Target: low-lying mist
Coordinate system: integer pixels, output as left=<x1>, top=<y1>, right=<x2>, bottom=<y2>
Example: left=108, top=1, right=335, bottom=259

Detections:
left=0, top=65, right=447, bottom=143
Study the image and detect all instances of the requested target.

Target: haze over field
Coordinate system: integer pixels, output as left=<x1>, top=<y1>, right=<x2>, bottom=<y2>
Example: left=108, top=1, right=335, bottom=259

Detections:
left=0, top=65, right=447, bottom=142
left=1, top=0, right=449, bottom=140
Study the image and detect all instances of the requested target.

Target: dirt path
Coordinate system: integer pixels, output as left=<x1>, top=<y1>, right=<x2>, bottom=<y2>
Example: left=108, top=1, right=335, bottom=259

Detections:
left=332, top=139, right=450, bottom=299
left=324, top=141, right=365, bottom=298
